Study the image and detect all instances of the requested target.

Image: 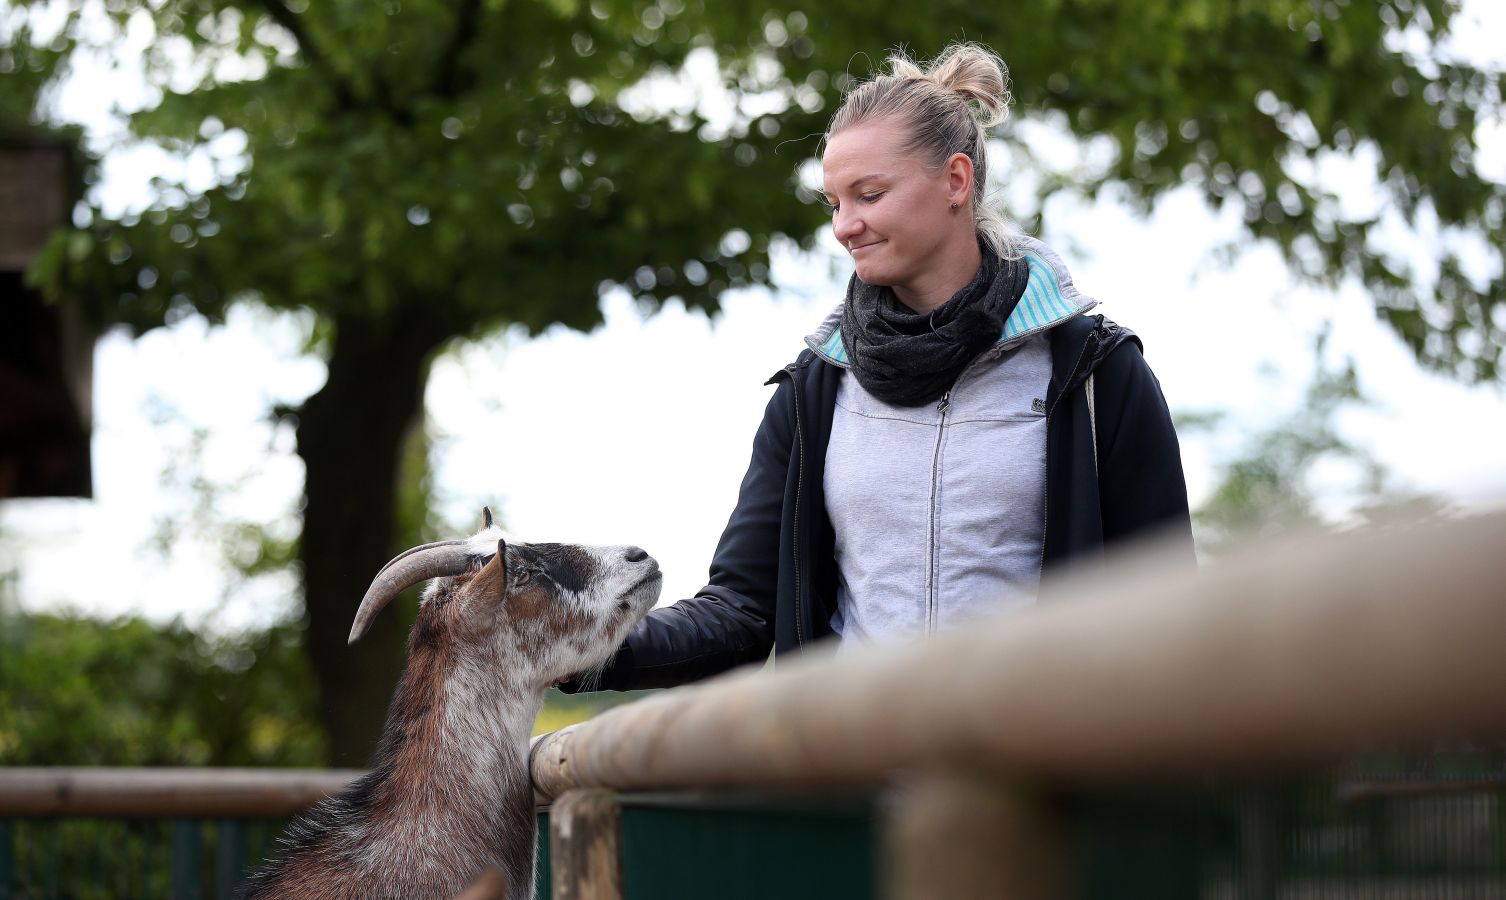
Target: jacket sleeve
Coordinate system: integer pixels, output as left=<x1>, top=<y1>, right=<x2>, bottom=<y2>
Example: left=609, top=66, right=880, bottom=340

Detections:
left=568, top=379, right=792, bottom=691
left=1093, top=341, right=1197, bottom=567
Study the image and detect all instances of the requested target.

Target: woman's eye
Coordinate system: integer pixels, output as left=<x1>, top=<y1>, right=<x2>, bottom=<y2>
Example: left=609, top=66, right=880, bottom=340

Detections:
left=823, top=191, right=883, bottom=214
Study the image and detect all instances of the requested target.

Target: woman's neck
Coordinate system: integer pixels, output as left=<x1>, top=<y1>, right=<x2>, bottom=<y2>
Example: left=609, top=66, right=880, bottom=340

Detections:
left=892, top=232, right=984, bottom=314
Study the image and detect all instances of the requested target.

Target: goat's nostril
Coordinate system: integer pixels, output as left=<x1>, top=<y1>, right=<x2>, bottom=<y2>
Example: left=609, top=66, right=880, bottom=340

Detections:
left=624, top=547, right=649, bottom=563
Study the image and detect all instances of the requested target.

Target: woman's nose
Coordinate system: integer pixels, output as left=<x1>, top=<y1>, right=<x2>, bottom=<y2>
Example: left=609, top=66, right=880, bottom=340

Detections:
left=833, top=208, right=864, bottom=245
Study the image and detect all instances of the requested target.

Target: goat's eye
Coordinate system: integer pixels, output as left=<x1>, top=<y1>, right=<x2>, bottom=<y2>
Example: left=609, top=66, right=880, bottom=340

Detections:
left=512, top=567, right=532, bottom=585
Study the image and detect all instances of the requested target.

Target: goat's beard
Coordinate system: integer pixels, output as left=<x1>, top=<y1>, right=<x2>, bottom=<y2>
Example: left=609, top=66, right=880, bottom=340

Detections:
left=560, top=658, right=613, bottom=693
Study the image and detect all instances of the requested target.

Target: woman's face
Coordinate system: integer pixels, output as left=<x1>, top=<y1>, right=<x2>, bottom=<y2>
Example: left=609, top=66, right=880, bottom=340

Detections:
left=822, top=120, right=968, bottom=300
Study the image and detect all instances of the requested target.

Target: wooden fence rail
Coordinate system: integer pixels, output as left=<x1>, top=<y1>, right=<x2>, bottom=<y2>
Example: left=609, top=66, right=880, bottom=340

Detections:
left=530, top=509, right=1506, bottom=798
left=0, top=768, right=362, bottom=818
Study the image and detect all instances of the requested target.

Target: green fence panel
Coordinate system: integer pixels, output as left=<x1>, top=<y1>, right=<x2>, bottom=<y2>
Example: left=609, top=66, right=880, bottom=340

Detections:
left=1071, top=783, right=1238, bottom=900
left=1073, top=777, right=1506, bottom=900
left=533, top=768, right=1506, bottom=900
left=617, top=792, right=875, bottom=900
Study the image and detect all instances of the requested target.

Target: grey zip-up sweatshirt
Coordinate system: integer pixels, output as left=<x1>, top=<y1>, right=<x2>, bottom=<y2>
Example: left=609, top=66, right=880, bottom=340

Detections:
left=808, top=236, right=1097, bottom=647
left=560, top=236, right=1195, bottom=694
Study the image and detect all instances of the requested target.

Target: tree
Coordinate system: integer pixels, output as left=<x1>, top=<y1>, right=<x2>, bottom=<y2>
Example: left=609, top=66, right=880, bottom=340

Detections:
left=1184, top=334, right=1444, bottom=558
left=4, top=0, right=1500, bottom=763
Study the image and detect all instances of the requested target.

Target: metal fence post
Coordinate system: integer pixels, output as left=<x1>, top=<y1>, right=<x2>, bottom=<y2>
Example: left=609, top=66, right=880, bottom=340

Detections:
left=171, top=819, right=202, bottom=900
left=214, top=819, right=247, bottom=900
left=0, top=820, right=11, bottom=900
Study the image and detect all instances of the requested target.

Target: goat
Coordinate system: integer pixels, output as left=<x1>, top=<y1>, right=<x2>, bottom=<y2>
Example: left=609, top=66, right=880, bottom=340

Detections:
left=240, top=508, right=660, bottom=900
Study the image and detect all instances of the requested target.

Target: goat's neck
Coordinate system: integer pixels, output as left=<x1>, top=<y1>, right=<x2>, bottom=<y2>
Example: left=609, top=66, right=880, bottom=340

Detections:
left=368, top=641, right=546, bottom=894
left=384, top=646, right=543, bottom=808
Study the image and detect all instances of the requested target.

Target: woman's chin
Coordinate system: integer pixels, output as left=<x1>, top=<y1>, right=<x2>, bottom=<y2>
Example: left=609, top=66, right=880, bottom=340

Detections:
left=853, top=262, right=894, bottom=287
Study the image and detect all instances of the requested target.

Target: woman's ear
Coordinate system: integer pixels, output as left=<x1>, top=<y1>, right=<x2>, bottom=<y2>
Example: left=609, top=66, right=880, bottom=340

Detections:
left=945, top=152, right=974, bottom=208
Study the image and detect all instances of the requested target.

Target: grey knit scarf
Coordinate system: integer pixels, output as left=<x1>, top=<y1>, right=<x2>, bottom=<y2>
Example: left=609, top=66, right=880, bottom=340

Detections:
left=841, top=247, right=1030, bottom=407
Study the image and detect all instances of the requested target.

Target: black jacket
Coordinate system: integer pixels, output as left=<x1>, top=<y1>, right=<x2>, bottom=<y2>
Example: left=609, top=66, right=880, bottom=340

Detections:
left=585, top=313, right=1194, bottom=691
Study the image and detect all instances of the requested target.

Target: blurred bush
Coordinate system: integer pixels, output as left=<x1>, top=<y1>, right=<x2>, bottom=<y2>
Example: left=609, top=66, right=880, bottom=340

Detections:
left=0, top=611, right=326, bottom=766
left=0, top=604, right=646, bottom=766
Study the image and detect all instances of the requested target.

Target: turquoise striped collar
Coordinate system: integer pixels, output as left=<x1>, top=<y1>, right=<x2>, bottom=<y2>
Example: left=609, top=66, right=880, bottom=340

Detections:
left=805, top=241, right=1098, bottom=368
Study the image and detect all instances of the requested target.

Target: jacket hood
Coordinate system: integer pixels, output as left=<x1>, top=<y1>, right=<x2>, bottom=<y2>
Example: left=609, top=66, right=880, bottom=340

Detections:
left=804, top=235, right=1099, bottom=369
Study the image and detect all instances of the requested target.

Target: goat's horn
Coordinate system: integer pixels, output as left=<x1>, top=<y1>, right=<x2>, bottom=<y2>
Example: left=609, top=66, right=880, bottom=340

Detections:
left=349, top=543, right=474, bottom=644
left=371, top=539, right=468, bottom=581
left=482, top=506, right=494, bottom=529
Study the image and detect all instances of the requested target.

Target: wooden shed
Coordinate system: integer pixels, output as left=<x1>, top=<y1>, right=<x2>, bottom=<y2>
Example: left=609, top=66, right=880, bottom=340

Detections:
left=0, top=129, right=93, bottom=500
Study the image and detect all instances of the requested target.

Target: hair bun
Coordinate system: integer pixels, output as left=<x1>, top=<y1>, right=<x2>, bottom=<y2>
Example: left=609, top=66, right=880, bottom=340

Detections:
left=889, top=42, right=1012, bottom=129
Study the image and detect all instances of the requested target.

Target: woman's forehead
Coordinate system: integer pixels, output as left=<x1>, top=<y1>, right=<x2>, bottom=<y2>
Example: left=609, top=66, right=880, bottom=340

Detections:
left=822, top=123, right=918, bottom=189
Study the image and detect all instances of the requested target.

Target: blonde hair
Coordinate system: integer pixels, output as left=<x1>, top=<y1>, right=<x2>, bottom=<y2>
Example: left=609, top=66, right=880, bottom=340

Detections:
left=826, top=42, right=1016, bottom=258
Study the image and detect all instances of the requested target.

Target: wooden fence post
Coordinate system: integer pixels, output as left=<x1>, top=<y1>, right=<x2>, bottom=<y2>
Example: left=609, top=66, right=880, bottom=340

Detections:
left=550, top=789, right=622, bottom=900
left=884, top=773, right=1067, bottom=900
left=453, top=868, right=509, bottom=899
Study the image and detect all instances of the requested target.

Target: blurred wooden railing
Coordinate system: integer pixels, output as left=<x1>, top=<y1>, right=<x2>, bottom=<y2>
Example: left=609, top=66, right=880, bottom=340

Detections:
left=0, top=768, right=361, bottom=819
left=0, top=768, right=361, bottom=900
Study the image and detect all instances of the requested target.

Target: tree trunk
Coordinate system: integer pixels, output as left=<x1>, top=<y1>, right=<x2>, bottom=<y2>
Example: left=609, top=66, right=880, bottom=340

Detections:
left=296, top=306, right=450, bottom=766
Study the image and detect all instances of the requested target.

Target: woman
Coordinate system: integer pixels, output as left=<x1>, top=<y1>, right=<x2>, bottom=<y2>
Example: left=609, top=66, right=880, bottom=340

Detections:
left=569, top=42, right=1193, bottom=691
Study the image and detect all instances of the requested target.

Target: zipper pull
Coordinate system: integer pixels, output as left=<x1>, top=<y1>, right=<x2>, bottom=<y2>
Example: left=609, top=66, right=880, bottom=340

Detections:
left=937, top=391, right=951, bottom=414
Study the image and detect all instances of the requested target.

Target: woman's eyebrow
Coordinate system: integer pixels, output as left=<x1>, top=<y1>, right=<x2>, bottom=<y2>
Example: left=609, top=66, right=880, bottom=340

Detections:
left=823, top=173, right=892, bottom=197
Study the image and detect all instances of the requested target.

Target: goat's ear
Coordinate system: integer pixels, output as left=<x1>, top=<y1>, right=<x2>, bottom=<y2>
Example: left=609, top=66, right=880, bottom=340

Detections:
left=469, top=539, right=508, bottom=598
left=482, top=506, right=494, bottom=529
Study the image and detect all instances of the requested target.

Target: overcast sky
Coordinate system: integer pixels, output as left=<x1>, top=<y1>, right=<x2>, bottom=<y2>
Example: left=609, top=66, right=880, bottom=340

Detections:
left=2, top=3, right=1504, bottom=633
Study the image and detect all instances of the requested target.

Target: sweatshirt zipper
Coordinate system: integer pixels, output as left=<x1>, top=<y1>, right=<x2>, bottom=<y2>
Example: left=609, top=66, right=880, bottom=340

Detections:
left=926, top=389, right=952, bottom=635
left=922, top=349, right=1000, bottom=634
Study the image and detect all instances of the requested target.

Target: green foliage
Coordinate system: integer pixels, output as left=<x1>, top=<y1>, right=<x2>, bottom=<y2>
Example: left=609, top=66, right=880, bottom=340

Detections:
left=0, top=16, right=66, bottom=129
left=5, top=0, right=1501, bottom=377
left=17, top=0, right=824, bottom=339
left=0, top=610, right=326, bottom=766
left=0, top=602, right=636, bottom=765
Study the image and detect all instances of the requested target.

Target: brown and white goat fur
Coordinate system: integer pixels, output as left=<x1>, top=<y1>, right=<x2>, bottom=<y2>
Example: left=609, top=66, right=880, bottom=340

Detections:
left=240, top=510, right=660, bottom=900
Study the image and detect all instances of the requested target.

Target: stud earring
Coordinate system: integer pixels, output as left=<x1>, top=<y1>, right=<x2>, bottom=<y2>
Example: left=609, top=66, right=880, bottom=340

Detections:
left=950, top=202, right=959, bottom=211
